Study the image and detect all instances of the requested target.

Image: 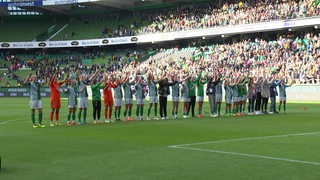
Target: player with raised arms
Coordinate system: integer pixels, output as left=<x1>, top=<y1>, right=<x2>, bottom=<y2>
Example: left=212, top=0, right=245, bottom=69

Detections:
left=24, top=72, right=47, bottom=128
left=49, top=70, right=68, bottom=127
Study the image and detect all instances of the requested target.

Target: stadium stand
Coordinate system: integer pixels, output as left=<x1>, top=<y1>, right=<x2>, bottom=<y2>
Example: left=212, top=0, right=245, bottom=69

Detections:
left=1, top=28, right=319, bottom=87
left=138, top=0, right=320, bottom=34
left=0, top=0, right=319, bottom=41
left=50, top=15, right=137, bottom=40
left=0, top=16, right=59, bottom=41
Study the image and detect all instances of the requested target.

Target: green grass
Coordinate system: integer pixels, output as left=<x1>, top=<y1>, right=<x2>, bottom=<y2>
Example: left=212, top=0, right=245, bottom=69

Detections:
left=0, top=98, right=320, bottom=179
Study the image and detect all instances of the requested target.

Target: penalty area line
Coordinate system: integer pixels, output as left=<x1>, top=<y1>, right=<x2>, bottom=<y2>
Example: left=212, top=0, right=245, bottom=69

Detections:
left=169, top=131, right=320, bottom=147
left=170, top=146, right=320, bottom=166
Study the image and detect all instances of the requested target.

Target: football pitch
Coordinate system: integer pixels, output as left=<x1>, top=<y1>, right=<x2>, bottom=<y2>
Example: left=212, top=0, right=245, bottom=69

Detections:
left=0, top=98, right=320, bottom=179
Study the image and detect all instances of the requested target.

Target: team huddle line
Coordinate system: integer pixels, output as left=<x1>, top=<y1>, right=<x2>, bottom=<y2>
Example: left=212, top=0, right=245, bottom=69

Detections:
left=24, top=67, right=294, bottom=128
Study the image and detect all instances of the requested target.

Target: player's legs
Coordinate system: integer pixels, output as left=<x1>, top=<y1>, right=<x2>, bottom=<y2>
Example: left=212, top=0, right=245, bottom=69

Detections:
left=147, top=102, right=153, bottom=120
left=92, top=101, right=97, bottom=123
left=128, top=100, right=133, bottom=120
left=36, top=101, right=44, bottom=127
left=67, top=108, right=72, bottom=125
left=78, top=108, right=83, bottom=124
left=96, top=101, right=102, bottom=123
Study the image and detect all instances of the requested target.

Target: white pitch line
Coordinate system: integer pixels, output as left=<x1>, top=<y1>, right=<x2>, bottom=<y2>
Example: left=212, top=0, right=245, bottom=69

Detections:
left=169, top=131, right=320, bottom=148
left=0, top=113, right=69, bottom=125
left=171, top=146, right=320, bottom=166
left=0, top=118, right=25, bottom=125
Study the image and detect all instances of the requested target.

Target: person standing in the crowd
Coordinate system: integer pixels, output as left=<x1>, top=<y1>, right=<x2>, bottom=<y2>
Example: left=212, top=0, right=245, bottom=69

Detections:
left=247, top=77, right=256, bottom=115
left=196, top=73, right=208, bottom=118
left=113, top=74, right=124, bottom=121
left=255, top=76, right=263, bottom=114
left=224, top=78, right=233, bottom=116
left=261, top=76, right=275, bottom=114
left=171, top=72, right=184, bottom=119
left=63, top=79, right=78, bottom=126
left=187, top=73, right=201, bottom=118
left=206, top=73, right=220, bottom=117
left=230, top=77, right=240, bottom=115
left=103, top=73, right=116, bottom=123
left=238, top=76, right=249, bottom=115
left=215, top=72, right=228, bottom=116
left=278, top=78, right=294, bottom=113
left=24, top=72, right=47, bottom=128
left=181, top=75, right=190, bottom=118
left=122, top=72, right=135, bottom=121
left=158, top=73, right=176, bottom=119
left=135, top=75, right=147, bottom=120
left=90, top=70, right=105, bottom=124
left=77, top=74, right=89, bottom=124
left=146, top=73, right=161, bottom=120
left=269, top=75, right=280, bottom=114
left=49, top=71, right=68, bottom=127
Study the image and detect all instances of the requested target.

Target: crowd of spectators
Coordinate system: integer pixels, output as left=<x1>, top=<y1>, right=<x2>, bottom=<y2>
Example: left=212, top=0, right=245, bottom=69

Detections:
left=132, top=31, right=320, bottom=85
left=137, top=0, right=320, bottom=34
left=1, top=30, right=320, bottom=87
left=0, top=48, right=148, bottom=87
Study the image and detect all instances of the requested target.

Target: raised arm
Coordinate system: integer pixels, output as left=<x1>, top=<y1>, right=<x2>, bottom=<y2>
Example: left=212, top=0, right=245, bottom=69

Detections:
left=88, top=70, right=100, bottom=82
left=60, top=72, right=69, bottom=85
left=39, top=75, right=48, bottom=86
left=50, top=72, right=57, bottom=85
left=24, top=72, right=32, bottom=85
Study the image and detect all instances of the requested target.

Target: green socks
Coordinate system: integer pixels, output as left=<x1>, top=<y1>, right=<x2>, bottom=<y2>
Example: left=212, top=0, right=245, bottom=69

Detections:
left=32, top=113, right=43, bottom=124
left=154, top=108, right=157, bottom=116
left=148, top=107, right=151, bottom=116
left=31, top=113, right=35, bottom=124
left=78, top=111, right=82, bottom=122
left=83, top=110, right=87, bottom=122
left=124, top=110, right=127, bottom=117
left=39, top=113, right=42, bottom=124
left=72, top=113, right=75, bottom=121
left=140, top=106, right=144, bottom=116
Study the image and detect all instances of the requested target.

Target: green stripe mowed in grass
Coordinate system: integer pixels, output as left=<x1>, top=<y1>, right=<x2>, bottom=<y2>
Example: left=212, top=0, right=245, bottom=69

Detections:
left=0, top=98, right=320, bottom=180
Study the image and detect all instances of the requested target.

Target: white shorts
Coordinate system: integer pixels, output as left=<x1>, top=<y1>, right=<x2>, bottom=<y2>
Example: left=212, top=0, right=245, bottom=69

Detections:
left=172, top=96, right=180, bottom=102
left=225, top=98, right=232, bottom=104
left=68, top=104, right=77, bottom=108
left=114, top=98, right=122, bottom=106
left=279, top=97, right=287, bottom=101
left=196, top=96, right=204, bottom=102
left=78, top=97, right=88, bottom=108
left=124, top=98, right=133, bottom=105
left=215, top=94, right=222, bottom=102
left=68, top=99, right=77, bottom=108
left=232, top=97, right=239, bottom=103
left=136, top=99, right=145, bottom=105
left=149, top=96, right=158, bottom=103
left=30, top=100, right=42, bottom=109
left=182, top=97, right=190, bottom=102
left=241, top=95, right=247, bottom=101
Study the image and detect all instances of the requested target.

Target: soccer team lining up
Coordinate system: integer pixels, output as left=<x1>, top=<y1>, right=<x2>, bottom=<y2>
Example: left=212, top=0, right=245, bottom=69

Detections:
left=24, top=61, right=295, bottom=128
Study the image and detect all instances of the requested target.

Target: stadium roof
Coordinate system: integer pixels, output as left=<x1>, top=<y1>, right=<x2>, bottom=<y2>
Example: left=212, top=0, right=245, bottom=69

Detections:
left=0, top=0, right=208, bottom=16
